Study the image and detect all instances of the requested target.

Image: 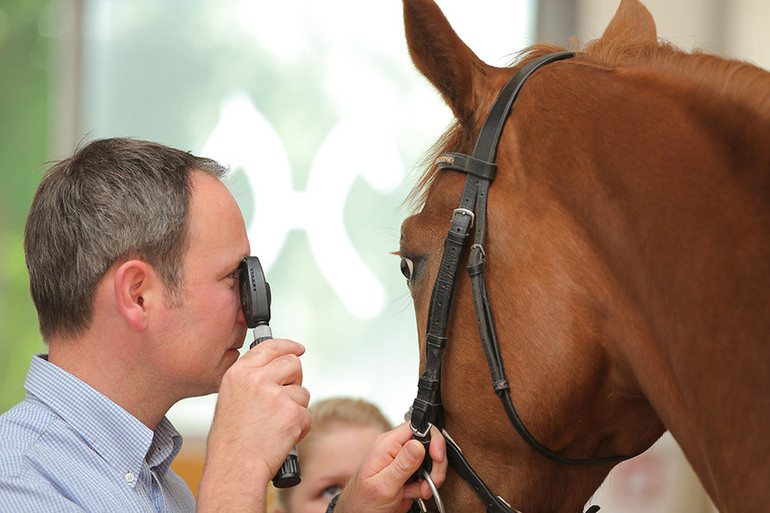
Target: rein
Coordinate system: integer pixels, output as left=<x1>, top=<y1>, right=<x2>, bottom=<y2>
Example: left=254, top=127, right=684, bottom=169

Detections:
left=408, top=51, right=641, bottom=513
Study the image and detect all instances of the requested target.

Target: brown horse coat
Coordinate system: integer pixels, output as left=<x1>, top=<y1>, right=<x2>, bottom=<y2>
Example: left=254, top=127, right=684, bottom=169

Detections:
left=400, top=0, right=770, bottom=511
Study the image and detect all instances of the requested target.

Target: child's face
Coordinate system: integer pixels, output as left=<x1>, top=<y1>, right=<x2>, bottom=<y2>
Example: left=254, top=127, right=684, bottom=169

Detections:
left=287, top=423, right=383, bottom=513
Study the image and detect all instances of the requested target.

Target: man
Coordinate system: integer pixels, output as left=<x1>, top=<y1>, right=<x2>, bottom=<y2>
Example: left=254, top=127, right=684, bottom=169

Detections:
left=0, top=138, right=445, bottom=512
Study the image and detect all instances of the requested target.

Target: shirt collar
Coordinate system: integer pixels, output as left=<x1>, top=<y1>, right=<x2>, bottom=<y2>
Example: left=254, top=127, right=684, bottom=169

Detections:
left=24, top=355, right=184, bottom=485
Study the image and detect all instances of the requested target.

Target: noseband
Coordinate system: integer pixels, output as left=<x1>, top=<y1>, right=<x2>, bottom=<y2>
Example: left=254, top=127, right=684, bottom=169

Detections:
left=408, top=51, right=641, bottom=513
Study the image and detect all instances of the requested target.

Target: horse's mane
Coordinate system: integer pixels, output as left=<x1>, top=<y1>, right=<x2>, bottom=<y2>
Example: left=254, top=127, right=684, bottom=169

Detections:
left=581, top=37, right=770, bottom=119
left=406, top=37, right=770, bottom=212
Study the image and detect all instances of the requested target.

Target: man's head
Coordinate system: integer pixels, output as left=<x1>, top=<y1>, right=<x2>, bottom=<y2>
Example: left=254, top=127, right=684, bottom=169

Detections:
left=25, top=137, right=227, bottom=341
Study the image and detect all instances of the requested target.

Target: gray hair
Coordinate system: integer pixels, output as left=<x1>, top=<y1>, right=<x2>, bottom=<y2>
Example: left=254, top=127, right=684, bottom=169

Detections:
left=24, top=137, right=227, bottom=341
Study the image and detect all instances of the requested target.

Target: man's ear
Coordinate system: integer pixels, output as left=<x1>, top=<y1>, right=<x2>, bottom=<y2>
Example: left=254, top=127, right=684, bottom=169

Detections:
left=114, top=259, right=155, bottom=332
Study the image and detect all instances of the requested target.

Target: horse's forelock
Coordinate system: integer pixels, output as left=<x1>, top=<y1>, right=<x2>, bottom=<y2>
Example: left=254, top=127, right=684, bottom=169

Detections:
left=404, top=120, right=465, bottom=214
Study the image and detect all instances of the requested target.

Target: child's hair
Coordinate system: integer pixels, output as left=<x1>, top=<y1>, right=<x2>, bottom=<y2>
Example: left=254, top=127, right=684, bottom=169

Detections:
left=306, top=397, right=393, bottom=442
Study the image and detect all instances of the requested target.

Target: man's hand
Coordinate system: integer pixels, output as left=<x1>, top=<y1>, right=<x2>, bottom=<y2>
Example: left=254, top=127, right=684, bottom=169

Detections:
left=197, top=339, right=312, bottom=512
left=334, top=423, right=447, bottom=513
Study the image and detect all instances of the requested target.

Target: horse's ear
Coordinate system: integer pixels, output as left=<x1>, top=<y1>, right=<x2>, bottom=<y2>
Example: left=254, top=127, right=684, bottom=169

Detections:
left=403, top=0, right=487, bottom=124
left=598, top=0, right=657, bottom=48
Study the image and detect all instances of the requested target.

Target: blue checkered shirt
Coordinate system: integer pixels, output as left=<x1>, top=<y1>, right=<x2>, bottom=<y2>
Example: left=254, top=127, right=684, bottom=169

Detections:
left=0, top=355, right=197, bottom=512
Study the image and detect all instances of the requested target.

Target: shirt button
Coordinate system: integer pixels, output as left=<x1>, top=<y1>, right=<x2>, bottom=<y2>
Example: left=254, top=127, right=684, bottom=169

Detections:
left=125, top=472, right=135, bottom=483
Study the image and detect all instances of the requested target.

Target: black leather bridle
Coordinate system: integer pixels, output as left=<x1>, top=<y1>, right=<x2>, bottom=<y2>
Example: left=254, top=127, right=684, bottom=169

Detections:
left=407, top=52, right=642, bottom=513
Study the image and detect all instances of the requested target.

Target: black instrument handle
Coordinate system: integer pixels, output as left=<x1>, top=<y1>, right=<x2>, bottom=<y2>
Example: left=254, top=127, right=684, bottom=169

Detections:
left=249, top=326, right=301, bottom=489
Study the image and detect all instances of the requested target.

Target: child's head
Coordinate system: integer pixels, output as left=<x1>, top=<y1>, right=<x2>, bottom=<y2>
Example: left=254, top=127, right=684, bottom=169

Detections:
left=273, top=397, right=393, bottom=513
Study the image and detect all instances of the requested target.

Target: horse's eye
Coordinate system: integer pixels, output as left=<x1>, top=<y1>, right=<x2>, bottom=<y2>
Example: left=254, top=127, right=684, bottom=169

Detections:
left=400, top=257, right=414, bottom=281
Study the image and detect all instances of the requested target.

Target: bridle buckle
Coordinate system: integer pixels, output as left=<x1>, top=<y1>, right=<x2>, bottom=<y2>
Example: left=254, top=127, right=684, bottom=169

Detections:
left=453, top=207, right=475, bottom=227
left=410, top=421, right=433, bottom=439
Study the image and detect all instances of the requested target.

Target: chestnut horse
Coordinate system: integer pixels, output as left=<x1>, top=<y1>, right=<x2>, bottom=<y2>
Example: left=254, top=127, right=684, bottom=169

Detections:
left=399, top=0, right=770, bottom=512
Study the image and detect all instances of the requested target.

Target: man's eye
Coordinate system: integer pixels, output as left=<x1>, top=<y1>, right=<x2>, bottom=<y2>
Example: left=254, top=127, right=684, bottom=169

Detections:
left=400, top=257, right=414, bottom=281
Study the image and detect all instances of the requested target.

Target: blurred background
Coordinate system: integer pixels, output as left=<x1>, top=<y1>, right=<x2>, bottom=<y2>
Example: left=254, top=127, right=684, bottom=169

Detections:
left=2, top=0, right=767, bottom=510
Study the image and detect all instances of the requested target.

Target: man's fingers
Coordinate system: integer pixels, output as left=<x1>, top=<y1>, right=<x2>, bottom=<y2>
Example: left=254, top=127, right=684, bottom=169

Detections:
left=428, top=425, right=446, bottom=464
left=240, top=338, right=305, bottom=366
left=427, top=425, right=447, bottom=492
left=333, top=423, right=450, bottom=513
left=266, top=353, right=304, bottom=386
left=284, top=383, right=310, bottom=407
left=225, top=347, right=304, bottom=391
left=403, top=425, right=447, bottom=501
left=389, top=439, right=425, bottom=481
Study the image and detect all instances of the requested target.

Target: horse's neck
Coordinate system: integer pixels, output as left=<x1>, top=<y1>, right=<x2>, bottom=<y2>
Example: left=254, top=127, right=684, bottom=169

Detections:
left=584, top=42, right=770, bottom=121
left=514, top=61, right=770, bottom=512
left=662, top=51, right=770, bottom=119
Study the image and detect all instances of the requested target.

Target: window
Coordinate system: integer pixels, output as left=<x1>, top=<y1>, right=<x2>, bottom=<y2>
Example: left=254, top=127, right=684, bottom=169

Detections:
left=80, top=0, right=535, bottom=432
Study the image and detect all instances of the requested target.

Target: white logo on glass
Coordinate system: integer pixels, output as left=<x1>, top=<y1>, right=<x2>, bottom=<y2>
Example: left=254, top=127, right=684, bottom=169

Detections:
left=202, top=93, right=403, bottom=319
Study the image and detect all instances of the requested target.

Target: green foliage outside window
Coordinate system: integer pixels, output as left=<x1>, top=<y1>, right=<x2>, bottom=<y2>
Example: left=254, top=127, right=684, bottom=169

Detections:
left=0, top=0, right=51, bottom=412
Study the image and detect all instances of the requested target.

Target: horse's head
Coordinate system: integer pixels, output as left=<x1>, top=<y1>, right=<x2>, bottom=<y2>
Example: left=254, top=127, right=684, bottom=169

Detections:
left=400, top=1, right=668, bottom=511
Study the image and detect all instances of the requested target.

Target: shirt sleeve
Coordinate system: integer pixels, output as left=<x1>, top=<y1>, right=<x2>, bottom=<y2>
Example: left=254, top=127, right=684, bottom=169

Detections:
left=0, top=473, right=89, bottom=513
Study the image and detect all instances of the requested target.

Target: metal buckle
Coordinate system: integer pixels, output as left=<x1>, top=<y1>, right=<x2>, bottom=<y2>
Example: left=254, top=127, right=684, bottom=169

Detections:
left=410, top=421, right=433, bottom=439
left=453, top=208, right=475, bottom=227
left=471, top=243, right=486, bottom=258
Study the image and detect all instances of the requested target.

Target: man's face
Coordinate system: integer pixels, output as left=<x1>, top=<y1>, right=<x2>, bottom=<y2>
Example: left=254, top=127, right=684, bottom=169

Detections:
left=152, top=170, right=250, bottom=397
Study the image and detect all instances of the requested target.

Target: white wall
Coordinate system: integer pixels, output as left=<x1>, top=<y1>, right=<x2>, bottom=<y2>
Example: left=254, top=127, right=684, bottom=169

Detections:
left=574, top=0, right=770, bottom=69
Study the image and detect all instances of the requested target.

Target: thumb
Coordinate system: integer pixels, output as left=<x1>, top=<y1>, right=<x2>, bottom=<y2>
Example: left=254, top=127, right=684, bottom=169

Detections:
left=389, top=439, right=425, bottom=480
